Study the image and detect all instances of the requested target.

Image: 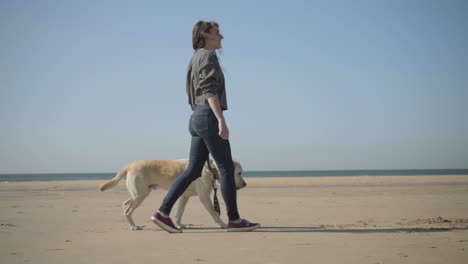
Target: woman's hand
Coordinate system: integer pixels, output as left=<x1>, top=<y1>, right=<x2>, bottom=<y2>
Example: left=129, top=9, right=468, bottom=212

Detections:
left=207, top=95, right=229, bottom=140
left=218, top=119, right=229, bottom=140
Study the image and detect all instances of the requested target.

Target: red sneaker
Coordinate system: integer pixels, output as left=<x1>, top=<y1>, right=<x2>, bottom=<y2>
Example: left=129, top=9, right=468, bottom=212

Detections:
left=227, top=219, right=260, bottom=232
left=150, top=212, right=182, bottom=233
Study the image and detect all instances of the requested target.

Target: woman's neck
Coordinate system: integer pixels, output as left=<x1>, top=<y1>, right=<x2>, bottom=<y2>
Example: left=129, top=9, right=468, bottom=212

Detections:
left=203, top=44, right=217, bottom=51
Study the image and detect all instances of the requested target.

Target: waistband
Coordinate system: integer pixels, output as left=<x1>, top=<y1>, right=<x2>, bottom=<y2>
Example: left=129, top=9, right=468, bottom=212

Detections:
left=193, top=104, right=213, bottom=114
left=194, top=104, right=211, bottom=110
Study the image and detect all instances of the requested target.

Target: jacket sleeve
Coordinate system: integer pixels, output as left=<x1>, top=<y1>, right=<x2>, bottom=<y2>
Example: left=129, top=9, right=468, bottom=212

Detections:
left=198, top=52, right=219, bottom=98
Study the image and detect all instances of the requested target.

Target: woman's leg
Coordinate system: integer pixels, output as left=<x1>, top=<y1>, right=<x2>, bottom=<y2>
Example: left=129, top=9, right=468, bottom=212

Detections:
left=203, top=135, right=240, bottom=222
left=158, top=134, right=209, bottom=215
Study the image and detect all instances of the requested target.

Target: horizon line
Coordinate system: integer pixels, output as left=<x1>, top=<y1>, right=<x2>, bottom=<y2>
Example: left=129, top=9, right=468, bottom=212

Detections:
left=1, top=168, right=468, bottom=175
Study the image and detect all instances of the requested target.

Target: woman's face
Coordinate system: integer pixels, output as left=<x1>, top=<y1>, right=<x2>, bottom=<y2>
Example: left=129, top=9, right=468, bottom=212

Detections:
left=205, top=27, right=224, bottom=49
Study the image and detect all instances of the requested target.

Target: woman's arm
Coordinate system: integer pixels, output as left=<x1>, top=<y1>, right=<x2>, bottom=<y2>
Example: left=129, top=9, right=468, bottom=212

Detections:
left=207, top=95, right=229, bottom=140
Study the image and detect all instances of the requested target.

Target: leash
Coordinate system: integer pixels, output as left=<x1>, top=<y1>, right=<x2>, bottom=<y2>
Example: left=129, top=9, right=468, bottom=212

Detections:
left=206, top=158, right=221, bottom=216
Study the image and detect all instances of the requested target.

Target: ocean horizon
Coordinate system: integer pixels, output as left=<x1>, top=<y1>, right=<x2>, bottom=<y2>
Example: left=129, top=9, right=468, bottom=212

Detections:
left=1, top=169, right=467, bottom=182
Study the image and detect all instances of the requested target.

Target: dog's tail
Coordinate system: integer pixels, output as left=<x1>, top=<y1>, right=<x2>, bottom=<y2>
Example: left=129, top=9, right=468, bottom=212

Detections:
left=99, top=167, right=128, bottom=191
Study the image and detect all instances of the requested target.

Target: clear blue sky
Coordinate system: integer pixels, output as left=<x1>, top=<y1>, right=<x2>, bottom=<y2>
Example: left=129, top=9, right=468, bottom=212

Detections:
left=1, top=0, right=467, bottom=173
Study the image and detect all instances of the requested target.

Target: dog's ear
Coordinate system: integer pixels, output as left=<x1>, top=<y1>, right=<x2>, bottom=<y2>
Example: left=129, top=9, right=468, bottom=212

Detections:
left=214, top=170, right=220, bottom=181
left=203, top=159, right=220, bottom=180
left=203, top=161, right=211, bottom=174
left=210, top=159, right=220, bottom=181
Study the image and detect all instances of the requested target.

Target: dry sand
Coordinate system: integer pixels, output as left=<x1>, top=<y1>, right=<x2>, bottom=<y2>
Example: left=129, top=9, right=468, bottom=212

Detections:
left=1, top=176, right=468, bottom=264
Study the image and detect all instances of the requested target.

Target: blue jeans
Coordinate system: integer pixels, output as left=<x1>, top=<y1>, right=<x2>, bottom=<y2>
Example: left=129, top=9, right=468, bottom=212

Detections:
left=158, top=105, right=240, bottom=221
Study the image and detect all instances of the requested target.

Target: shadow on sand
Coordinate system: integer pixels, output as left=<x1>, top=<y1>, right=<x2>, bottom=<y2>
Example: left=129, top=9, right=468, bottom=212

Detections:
left=143, top=226, right=468, bottom=234
left=254, top=226, right=468, bottom=233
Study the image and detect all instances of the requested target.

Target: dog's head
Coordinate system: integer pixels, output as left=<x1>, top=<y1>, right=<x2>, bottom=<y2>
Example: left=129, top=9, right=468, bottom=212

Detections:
left=208, top=160, right=247, bottom=190
left=233, top=160, right=247, bottom=190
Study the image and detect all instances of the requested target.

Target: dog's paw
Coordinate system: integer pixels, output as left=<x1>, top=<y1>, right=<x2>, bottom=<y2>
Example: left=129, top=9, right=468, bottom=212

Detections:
left=176, top=223, right=187, bottom=229
left=219, top=223, right=228, bottom=229
left=130, top=225, right=143, bottom=231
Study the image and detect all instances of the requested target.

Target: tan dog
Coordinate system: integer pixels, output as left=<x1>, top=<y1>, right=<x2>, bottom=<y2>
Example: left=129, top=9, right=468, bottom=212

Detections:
left=99, top=159, right=246, bottom=230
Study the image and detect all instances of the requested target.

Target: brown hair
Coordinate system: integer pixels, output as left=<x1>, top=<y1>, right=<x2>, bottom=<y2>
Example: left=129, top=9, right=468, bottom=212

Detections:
left=192, top=20, right=219, bottom=51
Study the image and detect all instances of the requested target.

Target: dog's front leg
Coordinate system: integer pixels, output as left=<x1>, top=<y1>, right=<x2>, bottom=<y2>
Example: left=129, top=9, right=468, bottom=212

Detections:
left=198, top=192, right=227, bottom=229
left=175, top=196, right=189, bottom=229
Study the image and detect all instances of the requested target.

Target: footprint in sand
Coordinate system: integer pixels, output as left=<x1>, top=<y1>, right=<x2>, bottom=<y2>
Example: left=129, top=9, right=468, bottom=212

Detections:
left=1, top=222, right=16, bottom=227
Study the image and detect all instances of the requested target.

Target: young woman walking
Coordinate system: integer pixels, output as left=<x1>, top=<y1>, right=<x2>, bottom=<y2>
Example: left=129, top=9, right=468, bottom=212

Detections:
left=151, top=21, right=260, bottom=233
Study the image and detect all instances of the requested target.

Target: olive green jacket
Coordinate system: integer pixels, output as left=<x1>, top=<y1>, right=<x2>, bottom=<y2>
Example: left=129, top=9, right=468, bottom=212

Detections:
left=186, top=48, right=227, bottom=110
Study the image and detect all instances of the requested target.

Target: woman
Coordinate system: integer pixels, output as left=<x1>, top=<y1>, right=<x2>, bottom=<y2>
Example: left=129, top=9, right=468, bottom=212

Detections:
left=151, top=21, right=260, bottom=233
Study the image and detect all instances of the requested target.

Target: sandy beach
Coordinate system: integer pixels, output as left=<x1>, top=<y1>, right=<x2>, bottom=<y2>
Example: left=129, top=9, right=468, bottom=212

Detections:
left=1, top=175, right=468, bottom=264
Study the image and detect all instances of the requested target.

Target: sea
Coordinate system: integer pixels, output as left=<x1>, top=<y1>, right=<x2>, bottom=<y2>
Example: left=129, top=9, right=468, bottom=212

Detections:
left=1, top=169, right=467, bottom=182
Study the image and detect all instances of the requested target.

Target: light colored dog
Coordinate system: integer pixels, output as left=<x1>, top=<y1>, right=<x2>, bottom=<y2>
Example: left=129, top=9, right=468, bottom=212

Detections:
left=99, top=159, right=246, bottom=230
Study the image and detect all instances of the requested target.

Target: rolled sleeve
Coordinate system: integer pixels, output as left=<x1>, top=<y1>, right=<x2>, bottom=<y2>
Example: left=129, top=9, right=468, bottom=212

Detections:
left=198, top=53, right=219, bottom=98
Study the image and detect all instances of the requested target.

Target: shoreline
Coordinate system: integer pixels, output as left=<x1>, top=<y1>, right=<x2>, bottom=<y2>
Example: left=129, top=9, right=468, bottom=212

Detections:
left=1, top=175, right=467, bottom=192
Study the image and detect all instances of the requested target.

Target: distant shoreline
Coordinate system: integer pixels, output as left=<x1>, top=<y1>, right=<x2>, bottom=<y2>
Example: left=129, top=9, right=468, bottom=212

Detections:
left=1, top=169, right=468, bottom=182
left=2, top=175, right=468, bottom=192
left=1, top=168, right=468, bottom=175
